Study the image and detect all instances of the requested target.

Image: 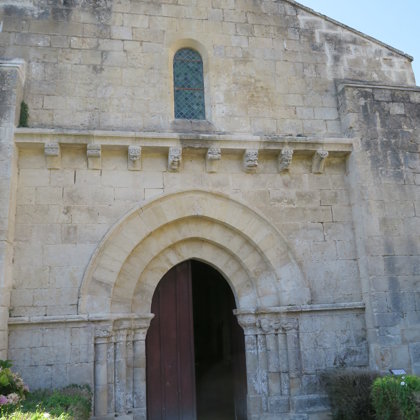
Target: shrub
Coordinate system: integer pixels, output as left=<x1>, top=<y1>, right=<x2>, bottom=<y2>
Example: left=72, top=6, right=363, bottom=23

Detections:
left=321, top=369, right=380, bottom=420
left=371, top=374, right=420, bottom=420
left=0, top=360, right=29, bottom=408
left=18, top=101, right=29, bottom=127
left=0, top=376, right=91, bottom=420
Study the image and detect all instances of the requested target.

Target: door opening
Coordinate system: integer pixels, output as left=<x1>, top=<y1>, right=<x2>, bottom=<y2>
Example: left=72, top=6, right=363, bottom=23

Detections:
left=192, top=260, right=247, bottom=420
left=146, top=260, right=247, bottom=420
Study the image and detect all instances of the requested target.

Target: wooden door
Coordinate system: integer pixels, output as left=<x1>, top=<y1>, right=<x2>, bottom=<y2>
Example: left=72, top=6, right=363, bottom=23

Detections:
left=146, top=261, right=196, bottom=420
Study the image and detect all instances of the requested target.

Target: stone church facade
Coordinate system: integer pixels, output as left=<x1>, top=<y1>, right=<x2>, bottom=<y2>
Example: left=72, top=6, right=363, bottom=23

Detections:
left=0, top=0, right=419, bottom=418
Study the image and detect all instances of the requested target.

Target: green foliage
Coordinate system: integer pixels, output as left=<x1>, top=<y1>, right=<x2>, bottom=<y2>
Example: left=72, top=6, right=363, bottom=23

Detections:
left=0, top=385, right=92, bottom=420
left=371, top=374, right=420, bottom=420
left=321, top=369, right=380, bottom=420
left=0, top=361, right=12, bottom=369
left=0, top=360, right=29, bottom=407
left=18, top=101, right=29, bottom=127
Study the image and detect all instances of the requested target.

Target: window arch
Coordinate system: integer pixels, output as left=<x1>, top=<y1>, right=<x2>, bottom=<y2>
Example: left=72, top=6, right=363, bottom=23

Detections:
left=173, top=48, right=205, bottom=120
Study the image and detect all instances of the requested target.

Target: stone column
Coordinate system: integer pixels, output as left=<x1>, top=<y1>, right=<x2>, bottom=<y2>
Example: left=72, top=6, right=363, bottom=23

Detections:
left=132, top=315, right=154, bottom=420
left=236, top=310, right=302, bottom=418
left=126, top=329, right=134, bottom=410
left=259, top=315, right=290, bottom=414
left=0, top=59, right=25, bottom=358
left=94, top=325, right=113, bottom=418
left=282, top=318, right=302, bottom=397
left=114, top=320, right=131, bottom=415
left=236, top=312, right=265, bottom=419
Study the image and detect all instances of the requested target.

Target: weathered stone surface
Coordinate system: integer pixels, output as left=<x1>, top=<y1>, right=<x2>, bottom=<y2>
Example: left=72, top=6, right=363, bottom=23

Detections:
left=0, top=1, right=419, bottom=418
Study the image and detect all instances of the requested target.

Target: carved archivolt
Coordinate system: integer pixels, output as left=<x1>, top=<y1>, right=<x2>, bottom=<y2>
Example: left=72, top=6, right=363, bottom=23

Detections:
left=79, top=190, right=310, bottom=315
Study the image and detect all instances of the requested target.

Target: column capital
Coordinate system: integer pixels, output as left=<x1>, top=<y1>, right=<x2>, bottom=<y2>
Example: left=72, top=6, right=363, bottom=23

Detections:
left=94, top=324, right=113, bottom=343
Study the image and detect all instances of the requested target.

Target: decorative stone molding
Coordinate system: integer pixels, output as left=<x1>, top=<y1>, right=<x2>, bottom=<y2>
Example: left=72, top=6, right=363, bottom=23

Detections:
left=44, top=142, right=61, bottom=169
left=168, top=146, right=182, bottom=172
left=87, top=144, right=101, bottom=170
left=91, top=315, right=154, bottom=419
left=312, top=149, right=329, bottom=174
left=278, top=147, right=293, bottom=172
left=128, top=145, right=142, bottom=171
left=235, top=311, right=302, bottom=416
left=206, top=147, right=221, bottom=173
left=243, top=149, right=258, bottom=173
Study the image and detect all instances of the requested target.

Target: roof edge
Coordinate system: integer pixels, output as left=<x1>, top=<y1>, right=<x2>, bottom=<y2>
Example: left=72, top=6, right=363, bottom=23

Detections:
left=284, top=0, right=414, bottom=61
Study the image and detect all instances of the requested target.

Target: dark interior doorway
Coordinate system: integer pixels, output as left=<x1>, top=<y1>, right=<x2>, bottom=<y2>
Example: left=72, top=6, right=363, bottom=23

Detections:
left=146, top=260, right=247, bottom=420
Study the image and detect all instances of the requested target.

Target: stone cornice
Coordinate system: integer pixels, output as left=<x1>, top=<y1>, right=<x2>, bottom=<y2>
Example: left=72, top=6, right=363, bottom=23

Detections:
left=235, top=302, right=365, bottom=316
left=14, top=128, right=353, bottom=155
left=336, top=79, right=420, bottom=94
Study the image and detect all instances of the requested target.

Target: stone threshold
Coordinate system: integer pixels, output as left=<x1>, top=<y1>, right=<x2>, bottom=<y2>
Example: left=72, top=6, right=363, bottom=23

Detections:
left=9, top=302, right=364, bottom=326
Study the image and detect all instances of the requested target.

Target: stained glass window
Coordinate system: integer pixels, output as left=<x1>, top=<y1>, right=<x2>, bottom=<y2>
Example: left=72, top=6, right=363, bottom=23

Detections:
left=173, top=48, right=205, bottom=120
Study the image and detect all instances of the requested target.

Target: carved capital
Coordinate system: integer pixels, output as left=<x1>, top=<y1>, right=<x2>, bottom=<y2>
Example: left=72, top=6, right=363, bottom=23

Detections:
left=128, top=145, right=142, bottom=171
left=281, top=318, right=299, bottom=332
left=243, top=149, right=258, bottom=173
left=94, top=325, right=113, bottom=343
left=168, top=147, right=182, bottom=172
left=206, top=147, right=221, bottom=173
left=235, top=312, right=259, bottom=335
left=278, top=147, right=293, bottom=172
left=312, top=149, right=329, bottom=174
left=258, top=316, right=283, bottom=334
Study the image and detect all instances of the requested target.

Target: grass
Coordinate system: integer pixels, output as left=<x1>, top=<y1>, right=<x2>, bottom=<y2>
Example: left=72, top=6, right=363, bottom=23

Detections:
left=0, top=385, right=92, bottom=420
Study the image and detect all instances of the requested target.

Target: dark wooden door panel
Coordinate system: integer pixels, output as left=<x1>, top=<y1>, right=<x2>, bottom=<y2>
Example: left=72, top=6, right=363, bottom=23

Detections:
left=146, top=261, right=196, bottom=420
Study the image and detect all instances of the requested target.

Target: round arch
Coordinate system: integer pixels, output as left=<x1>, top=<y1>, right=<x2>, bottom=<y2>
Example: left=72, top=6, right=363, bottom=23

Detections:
left=78, top=190, right=311, bottom=315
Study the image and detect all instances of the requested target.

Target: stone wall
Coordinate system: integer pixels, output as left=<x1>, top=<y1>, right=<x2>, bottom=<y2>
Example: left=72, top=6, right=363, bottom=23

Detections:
left=338, top=81, right=420, bottom=374
left=0, top=59, right=24, bottom=358
left=0, top=0, right=414, bottom=134
left=0, top=1, right=418, bottom=418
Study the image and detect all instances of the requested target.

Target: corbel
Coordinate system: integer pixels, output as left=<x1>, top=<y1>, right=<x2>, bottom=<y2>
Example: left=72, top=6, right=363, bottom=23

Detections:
left=44, top=142, right=61, bottom=169
left=168, top=147, right=182, bottom=172
left=206, top=147, right=221, bottom=173
left=278, top=147, right=294, bottom=172
left=87, top=144, right=101, bottom=170
left=243, top=149, right=258, bottom=173
left=312, top=149, right=329, bottom=174
left=128, top=145, right=142, bottom=171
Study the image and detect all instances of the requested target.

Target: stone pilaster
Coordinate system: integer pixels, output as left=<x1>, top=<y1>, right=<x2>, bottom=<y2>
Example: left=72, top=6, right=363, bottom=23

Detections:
left=94, top=325, right=113, bottom=418
left=0, top=59, right=25, bottom=358
left=236, top=310, right=302, bottom=418
left=132, top=315, right=153, bottom=419
left=114, top=319, right=132, bottom=415
left=92, top=315, right=153, bottom=419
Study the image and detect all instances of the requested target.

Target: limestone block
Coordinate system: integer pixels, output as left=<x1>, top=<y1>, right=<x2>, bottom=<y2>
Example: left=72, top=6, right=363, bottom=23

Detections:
left=87, top=144, right=101, bottom=170
left=205, top=147, right=221, bottom=173
left=243, top=149, right=258, bottom=173
left=128, top=145, right=142, bottom=171
left=168, top=147, right=182, bottom=172
left=44, top=143, right=61, bottom=169
left=312, top=150, right=329, bottom=174
left=19, top=169, right=50, bottom=187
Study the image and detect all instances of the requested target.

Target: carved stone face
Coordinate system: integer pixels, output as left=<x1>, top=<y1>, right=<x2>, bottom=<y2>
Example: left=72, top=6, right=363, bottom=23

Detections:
left=169, top=148, right=182, bottom=171
left=245, top=151, right=258, bottom=165
left=128, top=146, right=141, bottom=160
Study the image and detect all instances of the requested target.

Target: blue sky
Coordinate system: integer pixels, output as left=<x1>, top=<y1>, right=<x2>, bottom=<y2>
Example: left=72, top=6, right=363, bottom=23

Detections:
left=297, top=0, right=420, bottom=84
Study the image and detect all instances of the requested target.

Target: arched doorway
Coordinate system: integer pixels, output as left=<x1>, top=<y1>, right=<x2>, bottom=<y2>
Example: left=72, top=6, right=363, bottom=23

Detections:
left=146, top=260, right=247, bottom=420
